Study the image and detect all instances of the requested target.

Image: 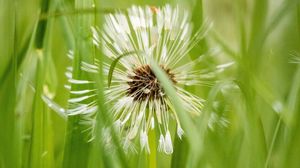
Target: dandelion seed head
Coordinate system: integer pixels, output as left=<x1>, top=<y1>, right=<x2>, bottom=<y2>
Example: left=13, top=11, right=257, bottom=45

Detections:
left=43, top=4, right=223, bottom=155
left=90, top=4, right=211, bottom=154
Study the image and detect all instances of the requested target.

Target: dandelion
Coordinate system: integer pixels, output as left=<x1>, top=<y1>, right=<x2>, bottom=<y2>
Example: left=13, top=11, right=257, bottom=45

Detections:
left=93, top=4, right=213, bottom=154
left=44, top=4, right=220, bottom=154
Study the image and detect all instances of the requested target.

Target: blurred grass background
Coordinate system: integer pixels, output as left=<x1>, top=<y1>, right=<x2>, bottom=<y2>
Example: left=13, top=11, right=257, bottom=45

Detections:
left=1, top=0, right=300, bottom=168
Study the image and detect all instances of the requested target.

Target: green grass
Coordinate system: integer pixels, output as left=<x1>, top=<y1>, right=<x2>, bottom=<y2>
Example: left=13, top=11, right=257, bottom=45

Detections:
left=1, top=0, right=300, bottom=168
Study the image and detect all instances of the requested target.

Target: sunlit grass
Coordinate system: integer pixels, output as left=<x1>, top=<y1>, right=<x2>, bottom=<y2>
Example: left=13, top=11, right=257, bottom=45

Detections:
left=1, top=0, right=300, bottom=168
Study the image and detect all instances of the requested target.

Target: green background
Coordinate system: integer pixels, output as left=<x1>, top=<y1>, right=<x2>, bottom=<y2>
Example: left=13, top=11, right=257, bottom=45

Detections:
left=1, top=0, right=300, bottom=167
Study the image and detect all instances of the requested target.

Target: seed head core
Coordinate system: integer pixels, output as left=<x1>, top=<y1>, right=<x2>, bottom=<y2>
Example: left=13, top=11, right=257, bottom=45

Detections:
left=127, top=65, right=176, bottom=101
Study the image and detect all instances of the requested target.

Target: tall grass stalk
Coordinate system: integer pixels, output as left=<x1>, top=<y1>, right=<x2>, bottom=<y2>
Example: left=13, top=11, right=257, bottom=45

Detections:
left=62, top=0, right=94, bottom=167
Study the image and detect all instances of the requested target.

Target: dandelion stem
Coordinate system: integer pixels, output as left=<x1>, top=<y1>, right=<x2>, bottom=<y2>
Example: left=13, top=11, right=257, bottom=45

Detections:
left=148, top=129, right=157, bottom=168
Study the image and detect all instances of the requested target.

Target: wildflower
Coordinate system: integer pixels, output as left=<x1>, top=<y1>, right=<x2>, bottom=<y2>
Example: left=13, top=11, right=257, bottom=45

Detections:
left=92, top=4, right=210, bottom=154
left=44, top=4, right=219, bottom=154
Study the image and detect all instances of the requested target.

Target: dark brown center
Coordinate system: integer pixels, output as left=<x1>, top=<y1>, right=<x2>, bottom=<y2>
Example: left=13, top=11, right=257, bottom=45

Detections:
left=126, top=65, right=176, bottom=101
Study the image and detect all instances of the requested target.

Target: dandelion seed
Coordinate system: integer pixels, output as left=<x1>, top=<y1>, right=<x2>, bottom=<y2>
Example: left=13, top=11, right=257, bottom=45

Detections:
left=207, top=112, right=229, bottom=131
left=272, top=100, right=283, bottom=114
left=177, top=126, right=184, bottom=139
left=164, top=131, right=173, bottom=154
left=158, top=134, right=165, bottom=152
left=140, top=130, right=150, bottom=153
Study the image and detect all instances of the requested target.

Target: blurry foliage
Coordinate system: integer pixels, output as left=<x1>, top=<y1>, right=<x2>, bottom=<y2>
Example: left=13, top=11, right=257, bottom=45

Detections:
left=1, top=0, right=300, bottom=168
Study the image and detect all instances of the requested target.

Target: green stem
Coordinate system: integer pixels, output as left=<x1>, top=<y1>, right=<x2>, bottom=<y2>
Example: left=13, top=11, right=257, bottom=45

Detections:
left=148, top=129, right=156, bottom=168
left=264, top=118, right=281, bottom=168
left=62, top=0, right=95, bottom=167
left=63, top=116, right=91, bottom=168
